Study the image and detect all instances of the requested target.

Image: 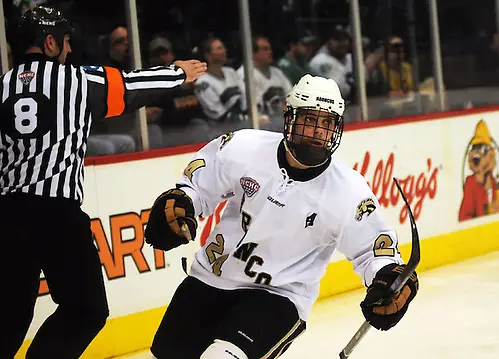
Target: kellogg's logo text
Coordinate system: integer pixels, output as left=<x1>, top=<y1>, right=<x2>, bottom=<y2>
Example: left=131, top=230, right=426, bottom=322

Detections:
left=354, top=152, right=439, bottom=224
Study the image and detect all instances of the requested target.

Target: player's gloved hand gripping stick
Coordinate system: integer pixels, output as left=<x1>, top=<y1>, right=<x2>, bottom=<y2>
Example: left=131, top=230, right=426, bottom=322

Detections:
left=145, top=188, right=196, bottom=251
left=339, top=178, right=421, bottom=359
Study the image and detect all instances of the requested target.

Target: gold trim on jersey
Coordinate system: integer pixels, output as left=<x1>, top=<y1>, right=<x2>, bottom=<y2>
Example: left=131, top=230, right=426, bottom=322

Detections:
left=261, top=319, right=305, bottom=359
left=183, top=159, right=206, bottom=181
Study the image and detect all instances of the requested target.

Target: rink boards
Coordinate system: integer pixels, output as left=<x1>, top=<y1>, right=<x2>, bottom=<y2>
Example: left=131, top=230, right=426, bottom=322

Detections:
left=17, top=108, right=499, bottom=358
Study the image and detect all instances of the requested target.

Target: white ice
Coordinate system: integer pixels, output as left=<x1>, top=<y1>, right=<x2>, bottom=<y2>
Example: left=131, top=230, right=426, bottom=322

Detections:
left=117, top=251, right=499, bottom=359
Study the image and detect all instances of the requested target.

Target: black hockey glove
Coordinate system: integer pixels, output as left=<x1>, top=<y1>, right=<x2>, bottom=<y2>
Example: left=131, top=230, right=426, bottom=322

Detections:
left=360, top=263, right=419, bottom=331
left=145, top=188, right=197, bottom=251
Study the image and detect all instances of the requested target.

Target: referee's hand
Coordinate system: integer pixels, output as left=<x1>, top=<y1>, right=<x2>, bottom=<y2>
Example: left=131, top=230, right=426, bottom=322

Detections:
left=174, top=60, right=207, bottom=83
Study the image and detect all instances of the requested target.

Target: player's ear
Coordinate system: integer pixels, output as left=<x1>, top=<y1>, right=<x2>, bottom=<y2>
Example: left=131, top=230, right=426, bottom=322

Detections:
left=44, top=35, right=58, bottom=56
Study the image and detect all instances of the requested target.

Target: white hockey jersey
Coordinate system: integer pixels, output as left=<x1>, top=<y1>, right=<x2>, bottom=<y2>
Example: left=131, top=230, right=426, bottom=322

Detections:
left=309, top=49, right=354, bottom=99
left=194, top=67, right=247, bottom=121
left=236, top=66, right=292, bottom=116
left=178, top=130, right=402, bottom=320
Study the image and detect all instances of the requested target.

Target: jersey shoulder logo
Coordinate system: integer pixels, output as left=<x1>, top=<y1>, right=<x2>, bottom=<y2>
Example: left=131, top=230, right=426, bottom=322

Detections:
left=220, top=132, right=234, bottom=150
left=278, top=58, right=291, bottom=67
left=355, top=198, right=376, bottom=221
left=240, top=177, right=260, bottom=198
left=319, top=63, right=332, bottom=74
left=197, top=81, right=209, bottom=92
left=18, top=71, right=35, bottom=86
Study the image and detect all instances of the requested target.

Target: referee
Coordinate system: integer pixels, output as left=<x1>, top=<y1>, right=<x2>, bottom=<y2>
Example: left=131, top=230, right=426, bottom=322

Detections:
left=0, top=6, right=206, bottom=359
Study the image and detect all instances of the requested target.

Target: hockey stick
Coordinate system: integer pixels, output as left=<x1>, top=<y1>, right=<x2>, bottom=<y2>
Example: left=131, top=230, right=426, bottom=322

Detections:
left=339, top=177, right=421, bottom=359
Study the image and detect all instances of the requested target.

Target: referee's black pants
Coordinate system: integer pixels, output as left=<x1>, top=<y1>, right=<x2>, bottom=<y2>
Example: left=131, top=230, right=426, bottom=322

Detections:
left=0, top=193, right=109, bottom=359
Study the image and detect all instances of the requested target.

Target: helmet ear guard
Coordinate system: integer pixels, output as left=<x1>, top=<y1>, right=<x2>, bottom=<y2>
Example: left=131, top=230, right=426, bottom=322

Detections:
left=283, top=75, right=345, bottom=167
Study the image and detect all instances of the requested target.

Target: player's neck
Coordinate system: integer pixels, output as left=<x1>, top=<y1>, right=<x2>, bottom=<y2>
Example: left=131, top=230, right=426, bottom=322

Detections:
left=254, top=60, right=270, bottom=70
left=387, top=59, right=402, bottom=69
left=25, top=47, right=44, bottom=55
left=285, top=150, right=310, bottom=169
left=278, top=141, right=331, bottom=181
left=255, top=64, right=271, bottom=79
left=207, top=65, right=224, bottom=77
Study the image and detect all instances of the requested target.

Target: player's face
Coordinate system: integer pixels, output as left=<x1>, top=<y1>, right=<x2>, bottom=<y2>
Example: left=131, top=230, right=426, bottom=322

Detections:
left=329, top=38, right=349, bottom=58
left=388, top=38, right=405, bottom=63
left=209, top=39, right=227, bottom=65
left=294, top=42, right=307, bottom=61
left=159, top=50, right=175, bottom=66
left=111, top=27, right=129, bottom=58
left=292, top=109, right=336, bottom=147
left=255, top=38, right=273, bottom=65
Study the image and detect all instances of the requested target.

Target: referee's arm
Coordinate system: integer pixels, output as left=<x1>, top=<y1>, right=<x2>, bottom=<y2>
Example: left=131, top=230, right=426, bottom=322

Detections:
left=82, top=61, right=205, bottom=119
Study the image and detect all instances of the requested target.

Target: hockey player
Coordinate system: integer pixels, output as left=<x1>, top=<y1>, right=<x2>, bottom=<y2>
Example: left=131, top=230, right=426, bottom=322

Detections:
left=145, top=74, right=419, bottom=359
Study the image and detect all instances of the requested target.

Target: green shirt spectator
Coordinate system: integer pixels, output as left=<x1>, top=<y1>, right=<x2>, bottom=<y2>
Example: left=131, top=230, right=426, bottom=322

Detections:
left=277, top=52, right=312, bottom=86
left=277, top=31, right=316, bottom=85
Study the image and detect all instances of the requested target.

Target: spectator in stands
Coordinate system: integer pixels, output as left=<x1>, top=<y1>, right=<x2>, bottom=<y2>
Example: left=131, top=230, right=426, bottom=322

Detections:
left=310, top=25, right=384, bottom=102
left=309, top=25, right=354, bottom=100
left=86, top=134, right=136, bottom=157
left=300, top=29, right=318, bottom=62
left=237, top=35, right=292, bottom=128
left=369, top=36, right=444, bottom=118
left=146, top=35, right=208, bottom=147
left=146, top=35, right=177, bottom=126
left=194, top=36, right=246, bottom=123
left=104, top=26, right=130, bottom=70
left=371, top=36, right=415, bottom=96
left=277, top=31, right=313, bottom=86
left=88, top=26, right=153, bottom=154
left=148, top=35, right=175, bottom=67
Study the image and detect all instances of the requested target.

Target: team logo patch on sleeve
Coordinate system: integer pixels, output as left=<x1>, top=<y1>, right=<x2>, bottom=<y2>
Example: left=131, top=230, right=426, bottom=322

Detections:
left=220, top=132, right=234, bottom=150
left=240, top=177, right=260, bottom=197
left=355, top=198, right=376, bottom=221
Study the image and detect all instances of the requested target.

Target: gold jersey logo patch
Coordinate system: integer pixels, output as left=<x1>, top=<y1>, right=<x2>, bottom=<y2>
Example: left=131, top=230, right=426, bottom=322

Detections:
left=220, top=132, right=234, bottom=150
left=355, top=198, right=376, bottom=221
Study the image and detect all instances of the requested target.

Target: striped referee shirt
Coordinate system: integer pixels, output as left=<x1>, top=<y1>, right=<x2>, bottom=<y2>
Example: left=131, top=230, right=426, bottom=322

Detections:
left=0, top=53, right=185, bottom=202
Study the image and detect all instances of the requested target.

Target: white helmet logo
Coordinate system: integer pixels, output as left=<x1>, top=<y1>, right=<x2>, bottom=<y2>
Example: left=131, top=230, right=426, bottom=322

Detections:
left=40, top=20, right=56, bottom=26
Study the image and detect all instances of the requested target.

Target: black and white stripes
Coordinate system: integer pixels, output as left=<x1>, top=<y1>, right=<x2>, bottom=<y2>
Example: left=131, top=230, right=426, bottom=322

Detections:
left=122, top=66, right=185, bottom=90
left=0, top=58, right=90, bottom=202
left=0, top=56, right=186, bottom=202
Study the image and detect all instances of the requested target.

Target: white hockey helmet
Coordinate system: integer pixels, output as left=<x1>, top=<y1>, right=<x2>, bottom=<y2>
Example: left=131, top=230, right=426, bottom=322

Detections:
left=283, top=74, right=345, bottom=167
